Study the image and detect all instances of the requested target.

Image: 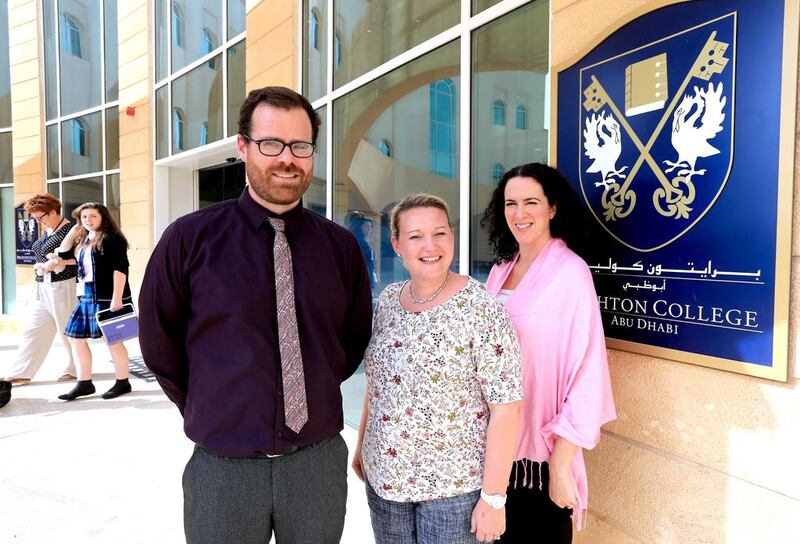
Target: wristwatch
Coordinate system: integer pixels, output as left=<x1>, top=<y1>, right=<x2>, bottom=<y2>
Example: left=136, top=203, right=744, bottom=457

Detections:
left=480, top=490, right=507, bottom=509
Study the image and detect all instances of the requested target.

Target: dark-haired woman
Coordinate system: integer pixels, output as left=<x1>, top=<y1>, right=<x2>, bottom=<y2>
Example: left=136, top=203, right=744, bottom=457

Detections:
left=482, top=163, right=616, bottom=543
left=58, top=202, right=133, bottom=401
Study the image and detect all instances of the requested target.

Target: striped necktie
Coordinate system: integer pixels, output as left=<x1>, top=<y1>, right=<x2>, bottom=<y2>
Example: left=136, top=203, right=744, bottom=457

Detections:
left=268, top=217, right=308, bottom=433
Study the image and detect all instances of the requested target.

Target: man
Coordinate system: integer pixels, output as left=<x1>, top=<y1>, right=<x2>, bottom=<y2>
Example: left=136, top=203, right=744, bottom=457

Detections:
left=139, top=86, right=372, bottom=544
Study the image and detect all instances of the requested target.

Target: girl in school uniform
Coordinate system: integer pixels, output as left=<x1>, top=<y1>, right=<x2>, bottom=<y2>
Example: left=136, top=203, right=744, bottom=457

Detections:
left=57, top=202, right=133, bottom=401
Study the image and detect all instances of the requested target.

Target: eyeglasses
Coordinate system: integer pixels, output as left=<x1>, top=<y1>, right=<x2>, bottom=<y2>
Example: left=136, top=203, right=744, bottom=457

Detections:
left=243, top=136, right=316, bottom=159
left=31, top=213, right=47, bottom=222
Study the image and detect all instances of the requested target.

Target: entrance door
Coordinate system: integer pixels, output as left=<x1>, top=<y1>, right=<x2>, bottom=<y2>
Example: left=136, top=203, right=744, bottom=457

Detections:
left=198, top=160, right=246, bottom=209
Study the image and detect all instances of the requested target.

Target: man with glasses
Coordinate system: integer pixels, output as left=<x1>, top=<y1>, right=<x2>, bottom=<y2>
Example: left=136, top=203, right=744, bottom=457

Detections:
left=138, top=86, right=372, bottom=544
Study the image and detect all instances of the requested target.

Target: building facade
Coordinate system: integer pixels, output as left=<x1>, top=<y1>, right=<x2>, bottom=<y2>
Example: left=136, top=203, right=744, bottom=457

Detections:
left=1, top=0, right=799, bottom=541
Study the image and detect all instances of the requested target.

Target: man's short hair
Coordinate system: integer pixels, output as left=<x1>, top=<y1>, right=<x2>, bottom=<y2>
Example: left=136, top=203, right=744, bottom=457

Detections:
left=238, top=86, right=321, bottom=144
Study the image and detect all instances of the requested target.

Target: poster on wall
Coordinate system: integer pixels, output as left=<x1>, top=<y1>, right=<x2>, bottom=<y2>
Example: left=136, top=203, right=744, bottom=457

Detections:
left=553, top=0, right=797, bottom=381
left=15, top=204, right=37, bottom=265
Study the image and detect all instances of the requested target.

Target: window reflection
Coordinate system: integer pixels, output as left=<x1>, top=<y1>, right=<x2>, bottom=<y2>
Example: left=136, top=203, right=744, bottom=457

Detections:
left=70, top=119, right=86, bottom=156
left=227, top=40, right=246, bottom=137
left=171, top=0, right=222, bottom=73
left=58, top=0, right=101, bottom=115
left=174, top=108, right=185, bottom=151
left=470, top=1, right=549, bottom=279
left=303, top=0, right=327, bottom=102
left=62, top=176, right=103, bottom=221
left=172, top=3, right=184, bottom=47
left=306, top=106, right=327, bottom=216
left=333, top=41, right=460, bottom=299
left=61, top=14, right=82, bottom=58
left=0, top=0, right=11, bottom=128
left=61, top=111, right=102, bottom=177
left=333, top=0, right=459, bottom=88
left=171, top=56, right=223, bottom=153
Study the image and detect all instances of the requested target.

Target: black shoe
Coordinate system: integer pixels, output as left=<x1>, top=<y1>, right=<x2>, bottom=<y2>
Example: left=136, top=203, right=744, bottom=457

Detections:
left=101, top=379, right=132, bottom=399
left=58, top=380, right=96, bottom=401
left=0, top=380, right=10, bottom=408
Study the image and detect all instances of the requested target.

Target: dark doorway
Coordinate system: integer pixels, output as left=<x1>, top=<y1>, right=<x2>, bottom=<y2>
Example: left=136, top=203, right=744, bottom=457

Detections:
left=198, top=160, right=246, bottom=209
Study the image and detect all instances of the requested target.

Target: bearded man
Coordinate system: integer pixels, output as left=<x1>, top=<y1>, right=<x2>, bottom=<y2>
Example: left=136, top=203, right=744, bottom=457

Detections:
left=139, top=86, right=372, bottom=544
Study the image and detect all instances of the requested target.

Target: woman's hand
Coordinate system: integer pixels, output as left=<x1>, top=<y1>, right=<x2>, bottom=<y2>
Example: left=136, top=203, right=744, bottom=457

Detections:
left=548, top=461, right=578, bottom=510
left=110, top=298, right=124, bottom=312
left=34, top=263, right=45, bottom=276
left=351, top=446, right=365, bottom=482
left=471, top=499, right=505, bottom=542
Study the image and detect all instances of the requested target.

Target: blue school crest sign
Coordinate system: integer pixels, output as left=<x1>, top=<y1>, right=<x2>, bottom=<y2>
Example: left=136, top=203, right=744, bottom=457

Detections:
left=579, top=14, right=734, bottom=251
left=555, top=0, right=797, bottom=381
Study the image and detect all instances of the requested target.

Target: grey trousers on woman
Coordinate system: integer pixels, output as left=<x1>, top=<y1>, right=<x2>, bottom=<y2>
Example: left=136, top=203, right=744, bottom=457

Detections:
left=183, top=434, right=348, bottom=544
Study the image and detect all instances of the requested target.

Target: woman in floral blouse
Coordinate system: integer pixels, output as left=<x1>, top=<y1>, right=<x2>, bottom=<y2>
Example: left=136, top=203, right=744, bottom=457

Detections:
left=353, top=194, right=523, bottom=544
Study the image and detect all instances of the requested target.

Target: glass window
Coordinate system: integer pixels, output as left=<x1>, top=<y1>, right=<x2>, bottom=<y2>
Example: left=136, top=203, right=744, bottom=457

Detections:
left=200, top=121, right=208, bottom=145
left=227, top=40, right=246, bottom=136
left=199, top=162, right=246, bottom=208
left=155, top=85, right=168, bottom=159
left=46, top=124, right=59, bottom=179
left=47, top=181, right=61, bottom=200
left=334, top=32, right=342, bottom=68
left=155, top=0, right=169, bottom=81
left=227, top=0, right=246, bottom=39
left=172, top=3, right=184, bottom=47
left=472, top=0, right=504, bottom=15
left=306, top=106, right=326, bottom=216
left=105, top=173, right=121, bottom=227
left=0, top=132, right=11, bottom=183
left=303, top=0, right=327, bottom=103
left=59, top=0, right=101, bottom=115
left=515, top=104, right=527, bottom=130
left=172, top=55, right=223, bottom=153
left=171, top=0, right=223, bottom=74
left=471, top=1, right=549, bottom=279
left=60, top=14, right=82, bottom=57
left=104, top=0, right=118, bottom=101
left=0, top=186, right=16, bottom=313
left=429, top=78, right=456, bottom=178
left=106, top=107, right=119, bottom=170
left=333, top=41, right=460, bottom=299
left=61, top=111, right=102, bottom=176
left=173, top=108, right=185, bottom=151
left=44, top=0, right=58, bottom=120
left=492, top=163, right=504, bottom=183
left=333, top=0, right=459, bottom=88
left=201, top=27, right=214, bottom=56
left=62, top=176, right=103, bottom=220
left=378, top=139, right=392, bottom=157
left=70, top=119, right=86, bottom=156
left=492, top=99, right=506, bottom=126
left=0, top=0, right=11, bottom=128
left=310, top=9, right=320, bottom=50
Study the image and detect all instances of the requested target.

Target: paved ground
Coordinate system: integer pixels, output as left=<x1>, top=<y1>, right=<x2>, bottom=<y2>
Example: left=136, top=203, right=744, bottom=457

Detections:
left=0, top=335, right=374, bottom=543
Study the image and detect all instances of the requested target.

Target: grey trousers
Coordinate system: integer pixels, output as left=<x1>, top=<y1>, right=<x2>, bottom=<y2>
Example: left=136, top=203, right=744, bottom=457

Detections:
left=183, top=434, right=348, bottom=544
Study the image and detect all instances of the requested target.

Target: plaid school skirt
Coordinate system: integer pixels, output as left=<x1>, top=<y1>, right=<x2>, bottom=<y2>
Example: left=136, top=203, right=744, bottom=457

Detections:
left=64, top=283, right=109, bottom=339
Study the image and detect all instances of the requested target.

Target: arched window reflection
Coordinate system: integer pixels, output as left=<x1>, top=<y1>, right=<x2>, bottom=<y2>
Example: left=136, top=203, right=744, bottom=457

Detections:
left=492, top=99, right=506, bottom=126
left=310, top=9, right=320, bottom=50
left=172, top=3, right=184, bottom=47
left=492, top=163, right=504, bottom=184
left=200, top=121, right=208, bottom=146
left=60, top=14, right=82, bottom=58
left=429, top=78, right=456, bottom=178
left=334, top=32, right=343, bottom=68
left=70, top=119, right=86, bottom=156
left=201, top=28, right=214, bottom=55
left=515, top=104, right=527, bottom=130
left=173, top=108, right=185, bottom=151
left=378, top=139, right=392, bottom=157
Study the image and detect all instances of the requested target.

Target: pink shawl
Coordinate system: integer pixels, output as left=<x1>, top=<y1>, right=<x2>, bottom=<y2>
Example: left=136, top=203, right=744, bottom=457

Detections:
left=485, top=238, right=616, bottom=527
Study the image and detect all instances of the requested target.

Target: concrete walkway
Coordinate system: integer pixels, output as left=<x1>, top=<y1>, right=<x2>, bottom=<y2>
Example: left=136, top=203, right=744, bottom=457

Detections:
left=0, top=336, right=374, bottom=543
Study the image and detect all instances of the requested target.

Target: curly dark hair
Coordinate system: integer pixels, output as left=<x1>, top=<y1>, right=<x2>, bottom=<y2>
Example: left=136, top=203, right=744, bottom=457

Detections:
left=480, top=163, right=587, bottom=263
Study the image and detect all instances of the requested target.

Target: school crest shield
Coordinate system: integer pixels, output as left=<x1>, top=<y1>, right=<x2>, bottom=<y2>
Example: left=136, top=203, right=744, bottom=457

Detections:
left=578, top=14, right=735, bottom=251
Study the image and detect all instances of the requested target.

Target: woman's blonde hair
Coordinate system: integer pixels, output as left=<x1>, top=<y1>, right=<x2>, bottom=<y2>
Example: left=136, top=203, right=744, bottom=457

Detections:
left=390, top=194, right=452, bottom=238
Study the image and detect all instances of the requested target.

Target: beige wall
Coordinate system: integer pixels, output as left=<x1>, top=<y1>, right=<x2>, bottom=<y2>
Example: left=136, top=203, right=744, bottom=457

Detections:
left=117, top=0, right=153, bottom=289
left=245, top=0, right=299, bottom=92
left=3, top=0, right=44, bottom=334
left=551, top=1, right=800, bottom=542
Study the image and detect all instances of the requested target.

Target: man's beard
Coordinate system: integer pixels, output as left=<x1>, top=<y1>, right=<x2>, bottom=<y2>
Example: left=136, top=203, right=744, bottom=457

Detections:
left=246, top=163, right=312, bottom=206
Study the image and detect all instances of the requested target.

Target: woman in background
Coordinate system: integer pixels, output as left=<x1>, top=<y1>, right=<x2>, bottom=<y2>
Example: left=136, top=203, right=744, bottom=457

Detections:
left=58, top=202, right=133, bottom=401
left=0, top=194, right=77, bottom=408
left=482, top=163, right=616, bottom=543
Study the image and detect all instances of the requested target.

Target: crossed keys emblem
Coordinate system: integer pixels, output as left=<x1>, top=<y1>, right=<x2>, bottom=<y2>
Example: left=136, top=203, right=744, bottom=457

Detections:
left=583, top=31, right=729, bottom=221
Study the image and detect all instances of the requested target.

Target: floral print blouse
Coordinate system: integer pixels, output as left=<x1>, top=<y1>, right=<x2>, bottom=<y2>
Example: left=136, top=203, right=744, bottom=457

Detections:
left=363, top=278, right=522, bottom=502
